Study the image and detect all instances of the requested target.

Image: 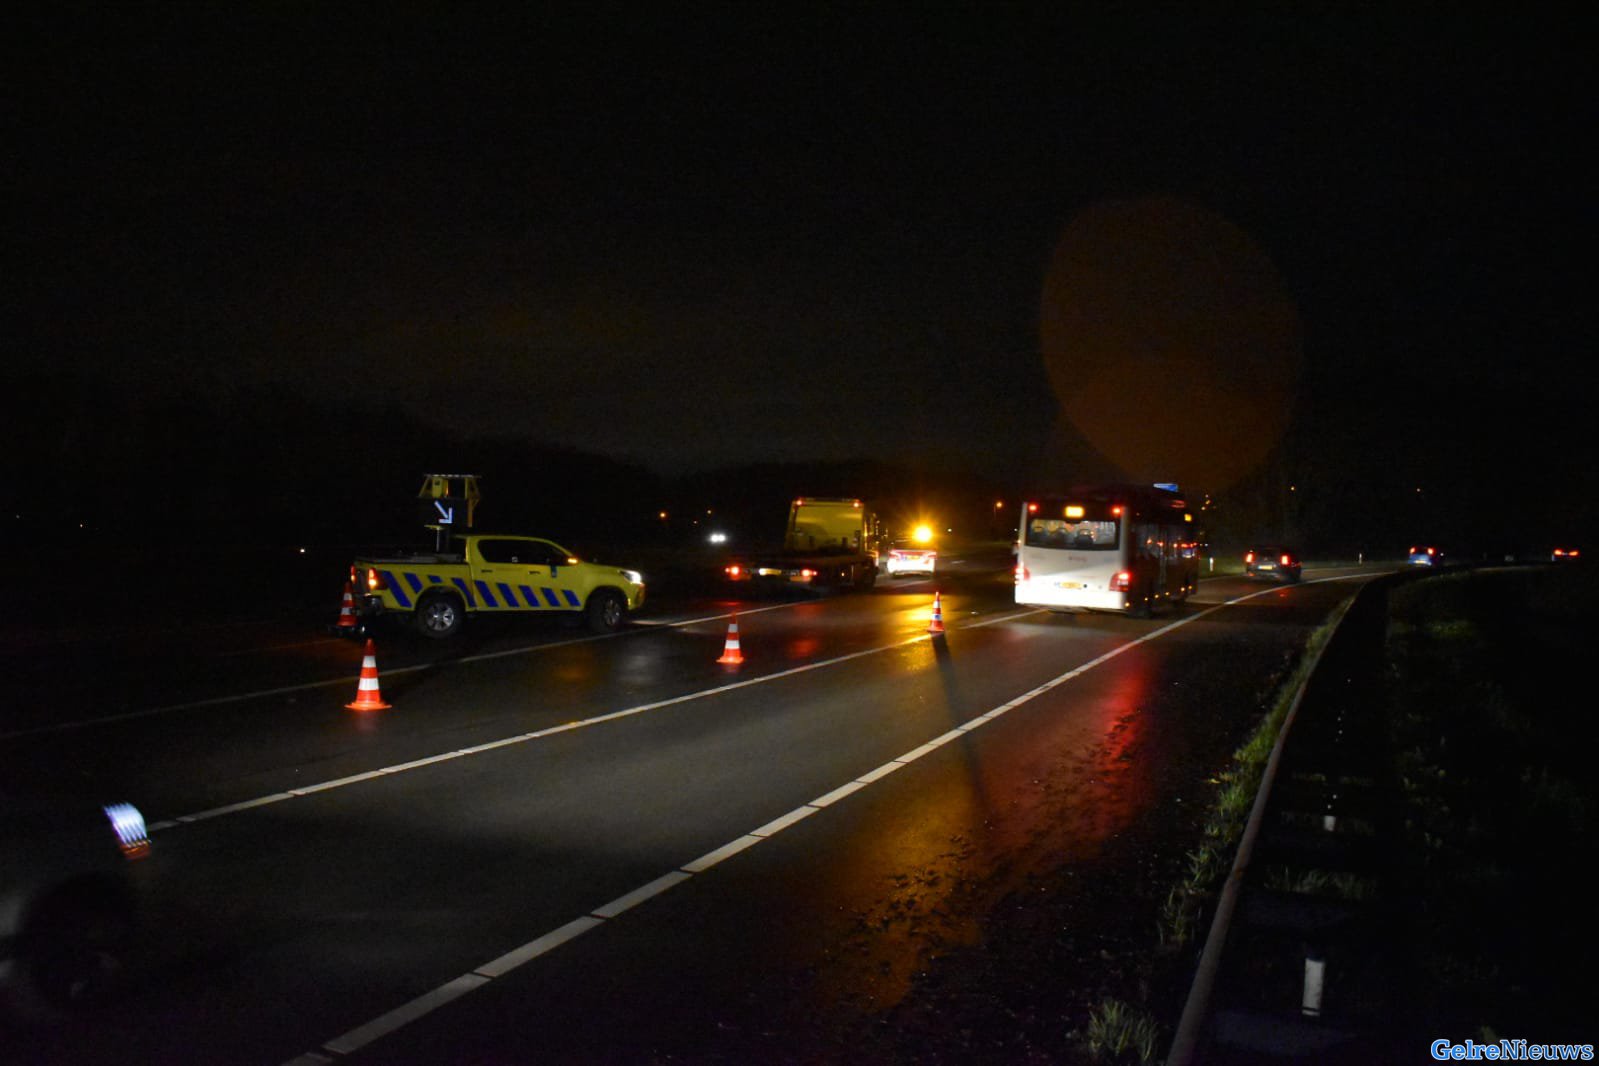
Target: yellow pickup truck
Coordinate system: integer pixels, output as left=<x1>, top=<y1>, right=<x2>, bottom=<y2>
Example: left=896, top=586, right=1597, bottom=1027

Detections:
left=351, top=534, right=645, bottom=639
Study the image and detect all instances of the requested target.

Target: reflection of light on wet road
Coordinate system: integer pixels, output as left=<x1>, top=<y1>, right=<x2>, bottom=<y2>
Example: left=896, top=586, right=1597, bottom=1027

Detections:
left=802, top=634, right=1161, bottom=1014
left=281, top=607, right=1224, bottom=1063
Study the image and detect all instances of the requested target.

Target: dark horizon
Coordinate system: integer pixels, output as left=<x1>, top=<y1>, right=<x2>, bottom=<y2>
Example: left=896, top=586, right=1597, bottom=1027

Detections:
left=9, top=9, right=1593, bottom=556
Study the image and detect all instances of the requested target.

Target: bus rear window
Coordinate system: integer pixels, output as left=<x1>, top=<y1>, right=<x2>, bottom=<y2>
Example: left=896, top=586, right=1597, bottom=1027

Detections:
left=1025, top=517, right=1119, bottom=550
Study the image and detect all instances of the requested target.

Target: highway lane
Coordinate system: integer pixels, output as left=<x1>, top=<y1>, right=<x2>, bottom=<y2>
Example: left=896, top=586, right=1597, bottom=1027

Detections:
left=1, top=560, right=1386, bottom=1064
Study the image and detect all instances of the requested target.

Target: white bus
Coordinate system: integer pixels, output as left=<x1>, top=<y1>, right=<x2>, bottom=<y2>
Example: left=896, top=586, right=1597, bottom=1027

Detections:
left=1014, top=484, right=1200, bottom=617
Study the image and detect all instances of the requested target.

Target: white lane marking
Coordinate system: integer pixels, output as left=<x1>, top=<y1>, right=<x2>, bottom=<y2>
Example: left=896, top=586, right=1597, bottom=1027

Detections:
left=591, top=872, right=693, bottom=919
left=151, top=629, right=944, bottom=833
left=0, top=602, right=801, bottom=741
left=290, top=588, right=1271, bottom=1062
left=158, top=578, right=1374, bottom=832
left=320, top=974, right=491, bottom=1056
left=472, top=918, right=604, bottom=979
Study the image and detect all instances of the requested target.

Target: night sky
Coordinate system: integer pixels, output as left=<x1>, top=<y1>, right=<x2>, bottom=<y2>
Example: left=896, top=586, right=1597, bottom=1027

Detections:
left=9, top=9, right=1594, bottom=550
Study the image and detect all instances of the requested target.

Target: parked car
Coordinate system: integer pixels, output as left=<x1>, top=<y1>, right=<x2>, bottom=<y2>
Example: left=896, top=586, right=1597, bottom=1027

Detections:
left=1243, top=545, right=1302, bottom=583
left=1, top=796, right=150, bottom=1021
left=1408, top=545, right=1444, bottom=567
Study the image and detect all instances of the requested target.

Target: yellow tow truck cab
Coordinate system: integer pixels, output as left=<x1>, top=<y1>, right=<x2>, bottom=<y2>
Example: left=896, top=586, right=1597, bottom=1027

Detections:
left=723, top=497, right=882, bottom=591
left=352, top=534, right=645, bottom=639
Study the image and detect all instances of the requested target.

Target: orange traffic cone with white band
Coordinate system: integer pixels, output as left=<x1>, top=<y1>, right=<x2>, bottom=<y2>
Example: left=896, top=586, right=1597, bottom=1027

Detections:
left=717, top=618, right=744, bottom=665
left=928, top=591, right=945, bottom=634
left=336, top=580, right=359, bottom=631
left=346, top=639, right=392, bottom=710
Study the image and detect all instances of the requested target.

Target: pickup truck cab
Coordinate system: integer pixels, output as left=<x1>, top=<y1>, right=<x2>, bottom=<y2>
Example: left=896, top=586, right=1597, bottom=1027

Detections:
left=354, top=534, right=645, bottom=639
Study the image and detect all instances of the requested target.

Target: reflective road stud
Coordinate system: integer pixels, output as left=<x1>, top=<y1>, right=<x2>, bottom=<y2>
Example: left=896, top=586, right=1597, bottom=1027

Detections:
left=346, top=639, right=392, bottom=710
left=928, top=591, right=945, bottom=634
left=717, top=619, right=744, bottom=665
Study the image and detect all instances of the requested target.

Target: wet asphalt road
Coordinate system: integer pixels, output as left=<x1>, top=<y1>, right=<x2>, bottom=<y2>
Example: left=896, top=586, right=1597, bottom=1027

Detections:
left=0, top=552, right=1388, bottom=1065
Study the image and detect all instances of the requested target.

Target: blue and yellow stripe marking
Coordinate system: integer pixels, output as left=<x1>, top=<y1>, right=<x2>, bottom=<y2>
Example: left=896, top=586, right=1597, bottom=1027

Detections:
left=378, top=571, right=583, bottom=612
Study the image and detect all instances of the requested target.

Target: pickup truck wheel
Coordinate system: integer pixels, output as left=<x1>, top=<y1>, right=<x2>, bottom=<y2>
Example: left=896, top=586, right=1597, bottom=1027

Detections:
left=585, top=588, right=626, bottom=633
left=414, top=593, right=464, bottom=639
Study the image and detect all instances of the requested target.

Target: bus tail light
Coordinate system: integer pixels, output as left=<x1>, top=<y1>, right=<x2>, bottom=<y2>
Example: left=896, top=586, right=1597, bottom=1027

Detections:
left=1014, top=564, right=1028, bottom=584
left=1110, top=571, right=1133, bottom=592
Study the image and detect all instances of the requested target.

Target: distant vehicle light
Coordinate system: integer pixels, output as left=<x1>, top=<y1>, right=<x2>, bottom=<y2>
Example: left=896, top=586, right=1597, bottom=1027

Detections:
left=800, top=568, right=816, bottom=579
left=725, top=564, right=741, bottom=578
left=708, top=532, right=728, bottom=544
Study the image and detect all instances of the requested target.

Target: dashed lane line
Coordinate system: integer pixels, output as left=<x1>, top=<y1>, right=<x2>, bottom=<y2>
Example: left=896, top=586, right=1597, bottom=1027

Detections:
left=283, top=599, right=1245, bottom=1062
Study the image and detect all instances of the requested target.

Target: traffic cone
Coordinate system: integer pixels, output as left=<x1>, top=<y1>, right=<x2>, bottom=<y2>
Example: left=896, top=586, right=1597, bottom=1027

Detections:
left=716, top=618, right=744, bottom=665
left=335, top=580, right=359, bottom=631
left=928, top=591, right=945, bottom=634
left=345, top=639, right=392, bottom=710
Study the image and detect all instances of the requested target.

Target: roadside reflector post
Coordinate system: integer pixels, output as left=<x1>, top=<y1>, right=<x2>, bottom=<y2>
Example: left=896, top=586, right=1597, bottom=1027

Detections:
left=1302, top=947, right=1326, bottom=1017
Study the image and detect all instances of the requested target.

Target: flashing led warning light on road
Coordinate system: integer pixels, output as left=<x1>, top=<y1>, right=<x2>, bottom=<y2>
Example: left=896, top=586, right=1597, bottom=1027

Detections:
left=104, top=803, right=151, bottom=859
left=913, top=524, right=934, bottom=543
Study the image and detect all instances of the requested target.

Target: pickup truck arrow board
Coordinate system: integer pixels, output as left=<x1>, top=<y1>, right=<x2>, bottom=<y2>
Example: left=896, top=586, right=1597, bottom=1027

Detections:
left=434, top=501, right=454, bottom=524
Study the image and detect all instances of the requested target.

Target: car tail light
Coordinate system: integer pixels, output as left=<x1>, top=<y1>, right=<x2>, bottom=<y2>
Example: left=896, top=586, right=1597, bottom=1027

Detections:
left=1111, top=571, right=1133, bottom=591
left=1280, top=553, right=1293, bottom=567
left=1244, top=551, right=1256, bottom=564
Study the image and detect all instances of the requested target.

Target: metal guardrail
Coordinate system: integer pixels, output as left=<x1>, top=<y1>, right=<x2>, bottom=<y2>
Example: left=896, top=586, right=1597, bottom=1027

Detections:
left=1166, top=579, right=1379, bottom=1065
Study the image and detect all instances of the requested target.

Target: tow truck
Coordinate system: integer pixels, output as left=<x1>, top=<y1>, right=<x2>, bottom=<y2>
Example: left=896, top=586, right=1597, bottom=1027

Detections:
left=723, top=497, right=882, bottom=592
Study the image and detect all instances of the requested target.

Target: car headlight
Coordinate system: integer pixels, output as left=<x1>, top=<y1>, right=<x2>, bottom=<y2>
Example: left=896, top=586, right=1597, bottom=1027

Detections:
left=622, top=570, right=643, bottom=585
